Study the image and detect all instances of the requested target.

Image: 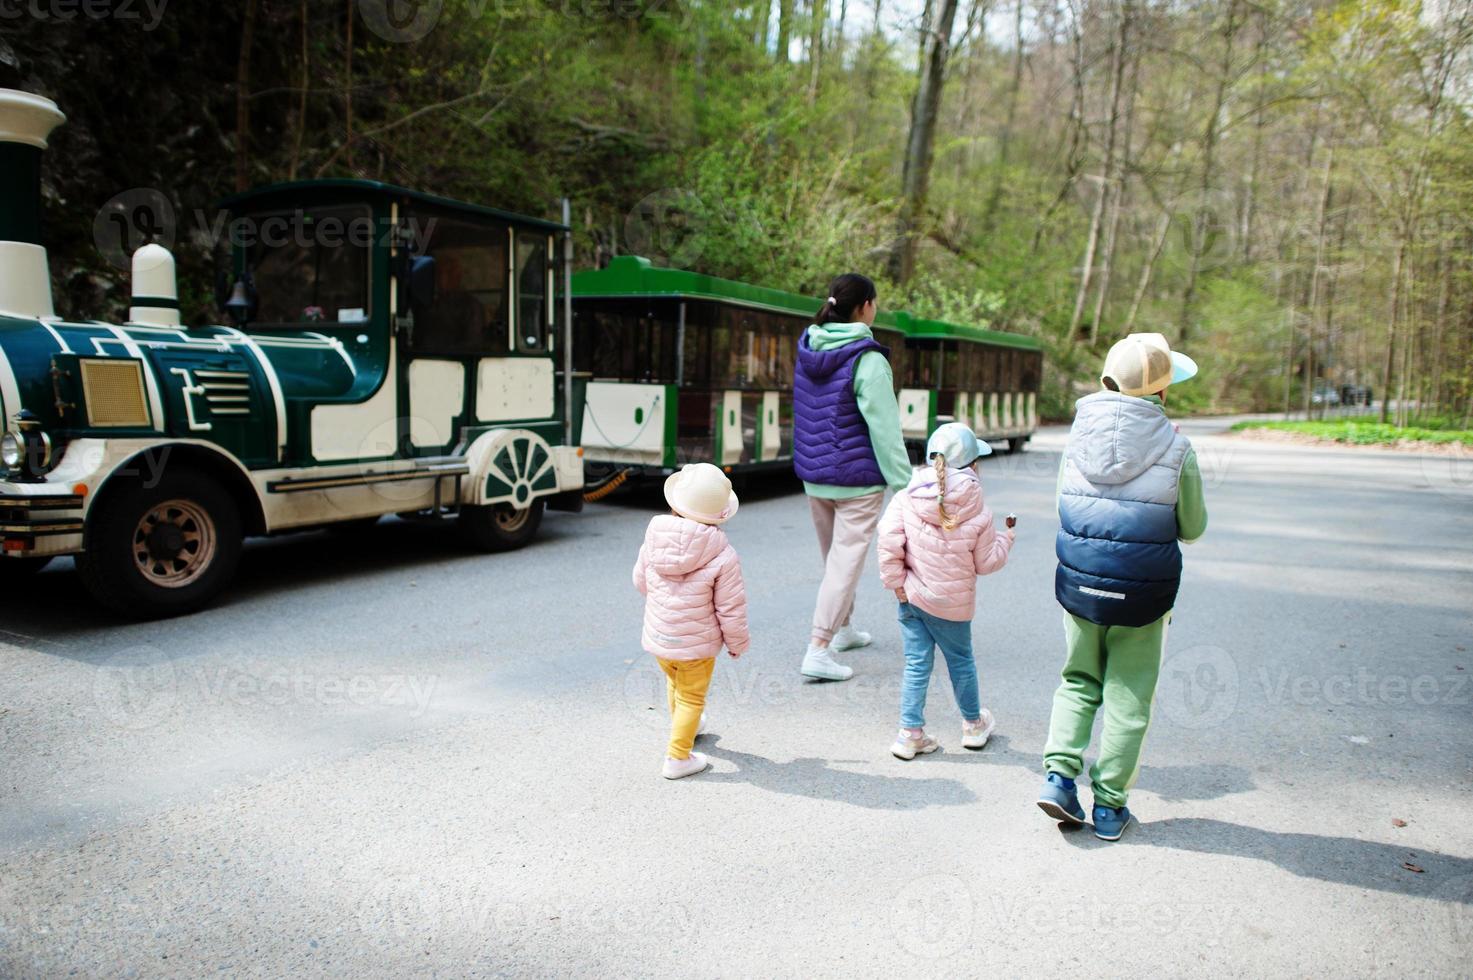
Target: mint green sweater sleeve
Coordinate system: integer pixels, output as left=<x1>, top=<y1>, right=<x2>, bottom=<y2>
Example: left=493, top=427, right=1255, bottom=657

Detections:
left=853, top=350, right=913, bottom=492
left=1176, top=448, right=1208, bottom=543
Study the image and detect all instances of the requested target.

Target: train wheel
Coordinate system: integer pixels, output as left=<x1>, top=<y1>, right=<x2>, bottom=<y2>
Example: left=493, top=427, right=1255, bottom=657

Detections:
left=459, top=499, right=545, bottom=553
left=1008, top=437, right=1027, bottom=454
left=77, top=470, right=243, bottom=619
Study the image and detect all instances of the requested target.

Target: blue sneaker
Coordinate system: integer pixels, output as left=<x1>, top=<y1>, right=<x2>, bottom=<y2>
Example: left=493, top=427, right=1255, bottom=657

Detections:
left=1036, top=772, right=1086, bottom=825
left=1092, top=804, right=1133, bottom=841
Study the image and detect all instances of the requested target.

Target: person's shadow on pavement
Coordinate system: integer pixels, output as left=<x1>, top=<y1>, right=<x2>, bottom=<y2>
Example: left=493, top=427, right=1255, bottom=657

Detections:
left=700, top=735, right=977, bottom=810
left=1064, top=816, right=1473, bottom=902
left=920, top=734, right=1259, bottom=803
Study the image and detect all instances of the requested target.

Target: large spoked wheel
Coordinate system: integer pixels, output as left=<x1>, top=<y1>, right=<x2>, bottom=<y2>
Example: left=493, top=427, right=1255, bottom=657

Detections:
left=459, top=499, right=545, bottom=553
left=0, top=556, right=52, bottom=582
left=77, top=471, right=243, bottom=619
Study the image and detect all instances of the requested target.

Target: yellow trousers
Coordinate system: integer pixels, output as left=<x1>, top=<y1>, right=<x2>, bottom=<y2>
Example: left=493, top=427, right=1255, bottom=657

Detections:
left=656, top=657, right=716, bottom=760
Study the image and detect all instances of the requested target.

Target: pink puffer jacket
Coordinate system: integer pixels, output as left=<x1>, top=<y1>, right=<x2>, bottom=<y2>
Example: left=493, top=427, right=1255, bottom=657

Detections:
left=633, top=515, right=750, bottom=660
left=877, top=467, right=1013, bottom=622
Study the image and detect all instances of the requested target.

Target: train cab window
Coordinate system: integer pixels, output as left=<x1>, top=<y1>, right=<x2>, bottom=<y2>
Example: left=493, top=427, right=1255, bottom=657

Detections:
left=515, top=233, right=551, bottom=352
left=246, top=205, right=371, bottom=326
left=406, top=214, right=510, bottom=355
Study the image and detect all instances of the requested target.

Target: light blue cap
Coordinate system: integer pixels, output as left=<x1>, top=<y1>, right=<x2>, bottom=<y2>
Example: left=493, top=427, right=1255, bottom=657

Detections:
left=926, top=422, right=992, bottom=468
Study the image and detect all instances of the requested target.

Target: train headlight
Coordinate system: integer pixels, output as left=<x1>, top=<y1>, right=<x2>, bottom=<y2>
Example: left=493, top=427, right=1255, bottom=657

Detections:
left=0, top=432, right=20, bottom=472
left=4, top=411, right=52, bottom=482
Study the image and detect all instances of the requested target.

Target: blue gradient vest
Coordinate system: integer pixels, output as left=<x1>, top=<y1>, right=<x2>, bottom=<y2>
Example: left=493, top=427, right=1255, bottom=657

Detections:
left=792, top=332, right=888, bottom=487
left=1055, top=392, right=1192, bottom=627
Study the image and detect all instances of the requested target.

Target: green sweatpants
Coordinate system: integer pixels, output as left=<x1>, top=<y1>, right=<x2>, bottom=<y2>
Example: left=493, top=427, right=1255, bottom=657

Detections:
left=1043, top=610, right=1170, bottom=809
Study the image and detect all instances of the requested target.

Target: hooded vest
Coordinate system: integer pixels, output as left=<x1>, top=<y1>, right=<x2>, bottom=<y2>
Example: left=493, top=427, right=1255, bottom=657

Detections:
left=792, top=332, right=889, bottom=487
left=1055, top=391, right=1192, bottom=627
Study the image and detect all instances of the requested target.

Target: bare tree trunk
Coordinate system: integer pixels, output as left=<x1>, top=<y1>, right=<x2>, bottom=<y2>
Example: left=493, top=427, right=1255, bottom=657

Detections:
left=1076, top=2, right=1134, bottom=345
left=234, top=0, right=259, bottom=192
left=1124, top=208, right=1171, bottom=334
left=1031, top=1, right=1086, bottom=253
left=756, top=0, right=771, bottom=50
left=287, top=0, right=310, bottom=180
left=981, top=0, right=1026, bottom=235
left=1303, top=147, right=1333, bottom=419
left=1090, top=39, right=1140, bottom=345
left=1431, top=235, right=1451, bottom=416
left=808, top=0, right=826, bottom=101
left=777, top=0, right=793, bottom=62
left=1380, top=236, right=1406, bottom=424
left=888, top=0, right=961, bottom=284
left=1180, top=0, right=1243, bottom=343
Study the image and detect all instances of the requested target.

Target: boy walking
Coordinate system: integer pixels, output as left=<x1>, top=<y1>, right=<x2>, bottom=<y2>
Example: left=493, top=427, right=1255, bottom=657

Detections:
left=1038, top=333, right=1208, bottom=840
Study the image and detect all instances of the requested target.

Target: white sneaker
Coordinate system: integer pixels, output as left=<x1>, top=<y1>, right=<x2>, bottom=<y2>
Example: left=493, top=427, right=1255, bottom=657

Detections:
left=890, top=730, right=940, bottom=760
left=962, top=708, right=996, bottom=750
left=697, top=711, right=708, bottom=737
left=662, top=751, right=710, bottom=780
left=830, top=624, right=873, bottom=652
left=801, top=644, right=854, bottom=681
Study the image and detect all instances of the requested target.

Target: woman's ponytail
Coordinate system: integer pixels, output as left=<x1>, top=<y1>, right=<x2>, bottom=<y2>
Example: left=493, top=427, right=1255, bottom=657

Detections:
left=931, top=453, right=958, bottom=531
left=813, top=272, right=878, bottom=325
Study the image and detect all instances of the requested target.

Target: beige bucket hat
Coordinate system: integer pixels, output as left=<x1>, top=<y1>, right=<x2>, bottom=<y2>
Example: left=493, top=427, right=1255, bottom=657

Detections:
left=1101, top=332, right=1199, bottom=397
left=663, top=463, right=740, bottom=525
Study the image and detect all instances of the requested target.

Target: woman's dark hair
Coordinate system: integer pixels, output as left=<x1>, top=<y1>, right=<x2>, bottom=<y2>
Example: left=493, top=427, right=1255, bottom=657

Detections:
left=813, top=273, right=877, bottom=325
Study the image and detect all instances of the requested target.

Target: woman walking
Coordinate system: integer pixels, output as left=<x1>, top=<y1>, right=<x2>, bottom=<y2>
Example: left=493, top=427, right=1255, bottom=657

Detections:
left=792, top=273, right=914, bottom=680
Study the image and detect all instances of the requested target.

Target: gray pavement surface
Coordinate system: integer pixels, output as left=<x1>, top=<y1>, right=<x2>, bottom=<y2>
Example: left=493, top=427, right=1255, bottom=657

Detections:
left=2, top=418, right=1471, bottom=977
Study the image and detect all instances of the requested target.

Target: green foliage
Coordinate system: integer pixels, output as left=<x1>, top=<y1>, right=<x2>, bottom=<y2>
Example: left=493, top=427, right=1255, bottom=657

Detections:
left=2, top=0, right=1470, bottom=422
left=1232, top=419, right=1473, bottom=448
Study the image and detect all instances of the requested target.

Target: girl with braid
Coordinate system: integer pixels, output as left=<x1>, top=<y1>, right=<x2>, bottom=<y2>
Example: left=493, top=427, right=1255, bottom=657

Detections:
left=876, top=423, right=1015, bottom=760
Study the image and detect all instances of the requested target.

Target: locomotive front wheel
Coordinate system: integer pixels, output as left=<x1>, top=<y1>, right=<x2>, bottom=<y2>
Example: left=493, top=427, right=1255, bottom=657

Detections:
left=458, top=499, right=544, bottom=553
left=77, top=471, right=243, bottom=619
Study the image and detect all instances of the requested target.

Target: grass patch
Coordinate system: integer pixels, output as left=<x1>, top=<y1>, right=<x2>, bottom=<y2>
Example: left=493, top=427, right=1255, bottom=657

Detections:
left=1231, top=417, right=1473, bottom=448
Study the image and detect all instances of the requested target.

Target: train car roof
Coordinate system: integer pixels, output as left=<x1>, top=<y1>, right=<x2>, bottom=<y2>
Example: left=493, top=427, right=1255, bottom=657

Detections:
left=572, top=256, right=1042, bottom=351
left=217, top=179, right=569, bottom=232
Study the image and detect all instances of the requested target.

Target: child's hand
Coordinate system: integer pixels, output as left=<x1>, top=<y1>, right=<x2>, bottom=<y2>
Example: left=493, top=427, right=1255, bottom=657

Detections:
left=894, top=588, right=908, bottom=603
left=728, top=648, right=743, bottom=659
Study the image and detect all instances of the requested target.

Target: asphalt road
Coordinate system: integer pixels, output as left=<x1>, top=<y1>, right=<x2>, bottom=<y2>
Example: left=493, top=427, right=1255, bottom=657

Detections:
left=2, top=418, right=1471, bottom=977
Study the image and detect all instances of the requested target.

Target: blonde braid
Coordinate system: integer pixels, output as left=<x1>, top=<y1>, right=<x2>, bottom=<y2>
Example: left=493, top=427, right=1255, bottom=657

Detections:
left=931, top=453, right=958, bottom=531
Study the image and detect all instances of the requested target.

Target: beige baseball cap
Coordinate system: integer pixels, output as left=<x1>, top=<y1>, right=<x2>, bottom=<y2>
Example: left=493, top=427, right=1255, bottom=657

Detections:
left=1100, top=332, right=1198, bottom=397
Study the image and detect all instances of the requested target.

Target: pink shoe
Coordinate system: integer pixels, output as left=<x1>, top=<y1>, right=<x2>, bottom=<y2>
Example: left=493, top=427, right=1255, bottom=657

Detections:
left=890, top=730, right=940, bottom=760
left=662, top=752, right=710, bottom=779
left=963, top=709, right=996, bottom=750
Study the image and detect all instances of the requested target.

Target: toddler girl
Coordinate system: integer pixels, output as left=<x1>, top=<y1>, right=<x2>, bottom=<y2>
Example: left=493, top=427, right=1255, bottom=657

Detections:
left=877, top=423, right=1014, bottom=759
left=633, top=462, right=750, bottom=779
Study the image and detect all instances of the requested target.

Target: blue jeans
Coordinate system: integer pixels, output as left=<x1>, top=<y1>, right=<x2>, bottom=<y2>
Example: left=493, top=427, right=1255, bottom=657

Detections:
left=897, top=602, right=981, bottom=729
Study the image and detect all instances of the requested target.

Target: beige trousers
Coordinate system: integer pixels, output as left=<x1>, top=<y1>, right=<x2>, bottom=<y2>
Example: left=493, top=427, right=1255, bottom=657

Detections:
left=808, top=491, right=886, bottom=644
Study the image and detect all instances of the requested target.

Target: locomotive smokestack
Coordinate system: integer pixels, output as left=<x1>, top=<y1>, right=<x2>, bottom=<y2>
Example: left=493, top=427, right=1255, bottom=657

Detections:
left=0, top=89, right=65, bottom=319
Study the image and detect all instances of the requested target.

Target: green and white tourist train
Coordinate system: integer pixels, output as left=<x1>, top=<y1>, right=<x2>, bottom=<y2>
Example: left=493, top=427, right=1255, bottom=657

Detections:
left=0, top=90, right=584, bottom=617
left=570, top=256, right=1043, bottom=481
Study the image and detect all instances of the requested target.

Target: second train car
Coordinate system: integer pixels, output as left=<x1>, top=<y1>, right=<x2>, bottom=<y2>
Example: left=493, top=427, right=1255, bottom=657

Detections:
left=570, top=256, right=1042, bottom=479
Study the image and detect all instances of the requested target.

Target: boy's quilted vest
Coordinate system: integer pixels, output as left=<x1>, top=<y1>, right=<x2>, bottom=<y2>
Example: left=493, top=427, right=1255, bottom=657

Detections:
left=792, top=332, right=889, bottom=487
left=1055, top=392, right=1192, bottom=627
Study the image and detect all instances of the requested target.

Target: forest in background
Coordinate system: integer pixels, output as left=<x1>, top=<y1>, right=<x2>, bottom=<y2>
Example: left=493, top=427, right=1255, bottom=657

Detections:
left=2, top=0, right=1471, bottom=421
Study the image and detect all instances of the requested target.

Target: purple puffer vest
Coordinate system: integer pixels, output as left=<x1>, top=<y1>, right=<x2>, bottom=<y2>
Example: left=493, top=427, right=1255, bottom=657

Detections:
left=792, top=331, right=889, bottom=487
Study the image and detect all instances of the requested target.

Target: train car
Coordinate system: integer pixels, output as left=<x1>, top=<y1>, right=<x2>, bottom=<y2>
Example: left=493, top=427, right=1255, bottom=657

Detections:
left=0, top=90, right=584, bottom=617
left=570, top=256, right=1043, bottom=479
left=570, top=256, right=909, bottom=478
left=894, top=313, right=1044, bottom=453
